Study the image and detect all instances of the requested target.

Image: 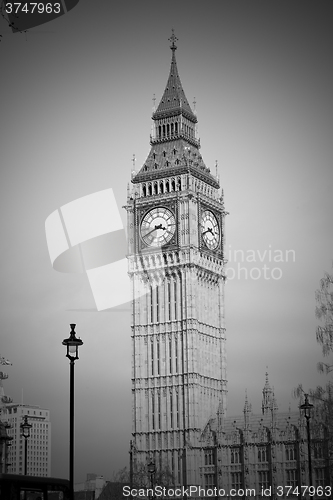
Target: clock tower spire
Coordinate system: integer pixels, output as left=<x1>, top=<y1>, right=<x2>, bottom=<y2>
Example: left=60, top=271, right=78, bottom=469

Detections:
left=125, top=32, right=227, bottom=489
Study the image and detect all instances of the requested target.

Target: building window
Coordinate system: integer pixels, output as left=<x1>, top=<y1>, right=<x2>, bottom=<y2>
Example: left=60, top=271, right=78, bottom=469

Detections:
left=151, top=393, right=155, bottom=430
left=157, top=341, right=160, bottom=375
left=286, top=469, right=298, bottom=489
left=169, top=338, right=172, bottom=374
left=285, top=444, right=297, bottom=461
left=150, top=286, right=154, bottom=323
left=151, top=341, right=154, bottom=376
left=158, top=393, right=161, bottom=429
left=258, top=446, right=268, bottom=463
left=258, top=471, right=270, bottom=490
left=175, top=338, right=178, bottom=373
left=176, top=393, right=180, bottom=428
left=204, top=474, right=216, bottom=488
left=231, top=447, right=240, bottom=464
left=170, top=392, right=173, bottom=428
left=204, top=449, right=215, bottom=466
left=156, top=285, right=159, bottom=322
left=174, top=281, right=177, bottom=319
left=231, top=472, right=242, bottom=490
left=168, top=281, right=171, bottom=320
left=313, top=441, right=325, bottom=459
left=315, top=468, right=326, bottom=487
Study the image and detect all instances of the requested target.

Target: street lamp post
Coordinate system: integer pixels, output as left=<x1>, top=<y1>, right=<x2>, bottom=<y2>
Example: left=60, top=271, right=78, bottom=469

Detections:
left=62, top=323, right=83, bottom=500
left=300, top=393, right=314, bottom=487
left=20, top=415, right=32, bottom=475
left=147, top=460, right=155, bottom=498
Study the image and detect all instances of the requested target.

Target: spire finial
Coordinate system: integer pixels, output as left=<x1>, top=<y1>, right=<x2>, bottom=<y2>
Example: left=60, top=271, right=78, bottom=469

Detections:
left=169, top=29, right=178, bottom=52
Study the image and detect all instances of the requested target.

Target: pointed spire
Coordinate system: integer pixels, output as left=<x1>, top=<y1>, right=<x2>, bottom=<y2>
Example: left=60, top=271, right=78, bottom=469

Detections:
left=153, top=30, right=197, bottom=122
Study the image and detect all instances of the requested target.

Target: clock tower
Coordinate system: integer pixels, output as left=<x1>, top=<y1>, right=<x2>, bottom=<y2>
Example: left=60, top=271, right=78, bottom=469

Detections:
left=125, top=32, right=228, bottom=487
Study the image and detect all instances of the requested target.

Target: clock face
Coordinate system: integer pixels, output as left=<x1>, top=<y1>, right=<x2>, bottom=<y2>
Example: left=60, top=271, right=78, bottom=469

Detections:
left=201, top=210, right=220, bottom=250
left=140, top=207, right=176, bottom=247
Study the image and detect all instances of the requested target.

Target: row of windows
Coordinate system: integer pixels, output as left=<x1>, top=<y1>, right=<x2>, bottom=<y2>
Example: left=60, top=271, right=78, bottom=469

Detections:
left=142, top=177, right=182, bottom=197
left=206, top=469, right=327, bottom=491
left=149, top=283, right=179, bottom=325
left=155, top=121, right=195, bottom=141
left=5, top=408, right=48, bottom=416
left=228, top=445, right=301, bottom=464
left=151, top=337, right=179, bottom=376
left=151, top=392, right=181, bottom=430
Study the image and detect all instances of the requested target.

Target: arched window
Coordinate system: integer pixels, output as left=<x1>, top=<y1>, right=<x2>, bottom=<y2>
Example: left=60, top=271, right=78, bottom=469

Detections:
left=171, top=123, right=174, bottom=136
left=175, top=122, right=178, bottom=135
left=167, top=124, right=170, bottom=136
left=258, top=447, right=267, bottom=463
left=171, top=179, right=176, bottom=191
left=154, top=183, right=158, bottom=195
left=158, top=125, right=161, bottom=139
left=160, top=182, right=164, bottom=194
left=163, top=124, right=166, bottom=137
left=177, top=177, right=181, bottom=190
left=166, top=180, right=170, bottom=192
left=148, top=184, right=152, bottom=196
left=142, top=185, right=146, bottom=197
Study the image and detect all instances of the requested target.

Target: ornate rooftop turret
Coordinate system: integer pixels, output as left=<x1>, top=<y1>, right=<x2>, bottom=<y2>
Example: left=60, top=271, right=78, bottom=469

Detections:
left=262, top=369, right=277, bottom=415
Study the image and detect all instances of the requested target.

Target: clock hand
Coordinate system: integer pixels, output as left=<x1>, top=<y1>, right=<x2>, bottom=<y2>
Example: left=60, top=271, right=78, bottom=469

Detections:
left=202, top=227, right=213, bottom=236
left=143, top=224, right=164, bottom=238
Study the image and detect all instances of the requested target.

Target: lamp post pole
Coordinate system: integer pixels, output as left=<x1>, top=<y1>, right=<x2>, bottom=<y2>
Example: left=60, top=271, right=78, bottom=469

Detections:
left=62, top=324, right=83, bottom=500
left=147, top=460, right=155, bottom=499
left=20, top=415, right=32, bottom=476
left=300, top=393, right=314, bottom=487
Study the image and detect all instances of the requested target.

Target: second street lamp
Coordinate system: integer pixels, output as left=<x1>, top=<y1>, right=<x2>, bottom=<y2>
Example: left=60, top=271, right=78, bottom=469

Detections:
left=147, top=460, right=155, bottom=498
left=300, top=393, right=314, bottom=487
left=62, top=323, right=83, bottom=500
left=20, top=415, right=32, bottom=475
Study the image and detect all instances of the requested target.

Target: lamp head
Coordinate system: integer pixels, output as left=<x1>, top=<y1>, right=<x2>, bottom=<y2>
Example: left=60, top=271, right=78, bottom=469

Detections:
left=300, top=393, right=314, bottom=418
left=147, top=460, right=155, bottom=474
left=20, top=415, right=32, bottom=439
left=62, top=324, right=83, bottom=361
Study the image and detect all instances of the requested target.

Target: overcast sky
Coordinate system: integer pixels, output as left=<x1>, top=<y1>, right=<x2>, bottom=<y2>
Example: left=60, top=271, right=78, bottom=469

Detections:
left=1, top=0, right=333, bottom=484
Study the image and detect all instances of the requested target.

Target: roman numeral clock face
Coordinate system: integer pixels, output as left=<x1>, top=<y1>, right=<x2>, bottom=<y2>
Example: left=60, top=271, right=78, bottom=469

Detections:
left=140, top=207, right=176, bottom=247
left=201, top=210, right=220, bottom=250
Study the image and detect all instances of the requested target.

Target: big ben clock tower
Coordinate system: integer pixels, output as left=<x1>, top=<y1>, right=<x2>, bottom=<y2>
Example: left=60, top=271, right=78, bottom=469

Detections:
left=125, top=32, right=228, bottom=487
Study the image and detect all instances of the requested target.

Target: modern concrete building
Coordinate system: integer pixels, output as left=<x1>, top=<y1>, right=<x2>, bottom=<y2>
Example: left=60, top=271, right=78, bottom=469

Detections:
left=2, top=403, right=51, bottom=476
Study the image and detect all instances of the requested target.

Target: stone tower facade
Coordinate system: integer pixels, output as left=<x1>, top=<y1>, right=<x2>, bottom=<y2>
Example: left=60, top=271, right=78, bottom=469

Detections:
left=125, top=32, right=228, bottom=487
